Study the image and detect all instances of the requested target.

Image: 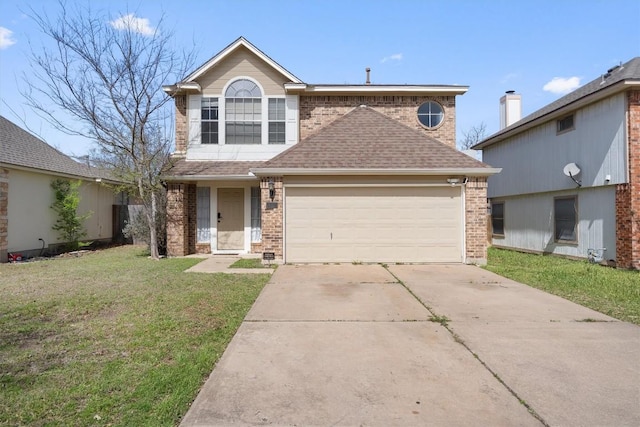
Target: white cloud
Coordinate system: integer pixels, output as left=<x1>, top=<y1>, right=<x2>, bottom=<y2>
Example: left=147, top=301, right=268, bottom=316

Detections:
left=543, top=76, right=581, bottom=95
left=109, top=14, right=156, bottom=36
left=500, top=72, right=519, bottom=84
left=380, top=53, right=403, bottom=63
left=0, top=27, right=17, bottom=49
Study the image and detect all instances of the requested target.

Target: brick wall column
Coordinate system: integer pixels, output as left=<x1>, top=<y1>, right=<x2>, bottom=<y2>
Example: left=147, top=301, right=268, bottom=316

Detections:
left=186, top=184, right=197, bottom=255
left=615, top=184, right=633, bottom=268
left=0, top=168, right=8, bottom=263
left=465, top=178, right=488, bottom=265
left=260, top=177, right=283, bottom=261
left=174, top=95, right=188, bottom=154
left=617, top=90, right=640, bottom=269
left=166, top=182, right=196, bottom=256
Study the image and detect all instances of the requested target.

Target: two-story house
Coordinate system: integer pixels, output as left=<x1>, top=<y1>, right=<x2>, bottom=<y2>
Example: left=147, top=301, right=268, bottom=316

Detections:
left=162, top=37, right=499, bottom=264
left=474, top=57, right=640, bottom=269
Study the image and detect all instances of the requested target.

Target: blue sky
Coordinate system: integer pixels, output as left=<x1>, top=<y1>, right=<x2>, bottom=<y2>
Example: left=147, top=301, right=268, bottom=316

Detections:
left=1, top=0, right=639, bottom=158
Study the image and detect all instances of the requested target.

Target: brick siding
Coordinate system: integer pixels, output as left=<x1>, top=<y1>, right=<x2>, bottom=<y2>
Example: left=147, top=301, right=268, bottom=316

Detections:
left=260, top=177, right=283, bottom=260
left=465, top=178, right=489, bottom=264
left=0, top=168, right=8, bottom=263
left=174, top=95, right=187, bottom=153
left=166, top=183, right=196, bottom=256
left=300, top=95, right=457, bottom=148
left=616, top=90, right=640, bottom=269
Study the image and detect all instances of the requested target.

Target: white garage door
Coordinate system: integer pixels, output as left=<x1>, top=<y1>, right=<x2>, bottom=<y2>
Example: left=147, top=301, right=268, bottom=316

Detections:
left=285, top=186, right=463, bottom=263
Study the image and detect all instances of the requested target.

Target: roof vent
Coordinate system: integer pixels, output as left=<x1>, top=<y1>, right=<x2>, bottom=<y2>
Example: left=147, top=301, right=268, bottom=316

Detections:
left=365, top=67, right=371, bottom=85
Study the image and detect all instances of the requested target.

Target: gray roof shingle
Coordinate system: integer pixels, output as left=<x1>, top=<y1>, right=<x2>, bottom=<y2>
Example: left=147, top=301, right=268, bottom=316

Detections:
left=477, top=57, right=640, bottom=148
left=260, top=106, right=491, bottom=171
left=166, top=159, right=264, bottom=178
left=0, top=115, right=107, bottom=180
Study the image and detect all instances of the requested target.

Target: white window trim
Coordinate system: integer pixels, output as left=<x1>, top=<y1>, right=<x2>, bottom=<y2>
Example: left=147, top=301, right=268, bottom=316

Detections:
left=186, top=83, right=299, bottom=154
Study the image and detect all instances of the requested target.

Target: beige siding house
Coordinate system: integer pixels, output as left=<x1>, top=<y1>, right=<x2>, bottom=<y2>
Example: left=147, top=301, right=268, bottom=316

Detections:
left=0, top=116, right=121, bottom=262
left=163, top=37, right=500, bottom=264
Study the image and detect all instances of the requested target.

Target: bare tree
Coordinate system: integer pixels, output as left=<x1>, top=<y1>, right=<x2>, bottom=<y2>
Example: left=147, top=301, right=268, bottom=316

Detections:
left=22, top=1, right=195, bottom=259
left=458, top=122, right=488, bottom=150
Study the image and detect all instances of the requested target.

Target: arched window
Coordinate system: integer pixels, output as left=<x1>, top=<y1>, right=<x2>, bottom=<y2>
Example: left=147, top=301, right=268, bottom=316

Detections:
left=225, top=79, right=262, bottom=144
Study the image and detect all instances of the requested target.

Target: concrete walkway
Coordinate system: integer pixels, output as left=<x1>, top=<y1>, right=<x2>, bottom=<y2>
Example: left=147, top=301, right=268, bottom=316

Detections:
left=184, top=255, right=275, bottom=274
left=180, top=264, right=640, bottom=427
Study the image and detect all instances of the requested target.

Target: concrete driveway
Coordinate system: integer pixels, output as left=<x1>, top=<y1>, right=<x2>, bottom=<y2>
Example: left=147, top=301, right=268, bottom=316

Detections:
left=181, top=264, right=640, bottom=427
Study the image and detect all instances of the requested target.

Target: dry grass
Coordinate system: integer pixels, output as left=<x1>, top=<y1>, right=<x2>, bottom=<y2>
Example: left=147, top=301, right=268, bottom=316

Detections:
left=0, top=245, right=269, bottom=426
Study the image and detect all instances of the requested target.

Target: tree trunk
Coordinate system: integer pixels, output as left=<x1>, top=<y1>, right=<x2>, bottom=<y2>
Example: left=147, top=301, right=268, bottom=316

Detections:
left=148, top=190, right=160, bottom=260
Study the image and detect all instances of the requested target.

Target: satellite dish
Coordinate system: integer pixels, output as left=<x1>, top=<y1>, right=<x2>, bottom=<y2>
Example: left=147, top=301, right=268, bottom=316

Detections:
left=563, top=163, right=582, bottom=187
left=563, top=163, right=581, bottom=177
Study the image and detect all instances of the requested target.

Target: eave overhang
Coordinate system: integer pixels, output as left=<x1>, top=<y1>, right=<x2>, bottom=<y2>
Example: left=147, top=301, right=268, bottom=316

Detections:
left=284, top=84, right=469, bottom=96
left=250, top=167, right=500, bottom=177
left=161, top=174, right=258, bottom=182
left=0, top=162, right=121, bottom=185
left=162, top=82, right=202, bottom=96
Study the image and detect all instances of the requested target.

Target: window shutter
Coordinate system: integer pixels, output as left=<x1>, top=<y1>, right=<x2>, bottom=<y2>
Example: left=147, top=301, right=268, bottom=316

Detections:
left=188, top=94, right=202, bottom=146
left=285, top=95, right=298, bottom=144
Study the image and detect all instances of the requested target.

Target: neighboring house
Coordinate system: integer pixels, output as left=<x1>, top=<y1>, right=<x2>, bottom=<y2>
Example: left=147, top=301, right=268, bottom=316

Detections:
left=162, top=37, right=499, bottom=264
left=474, top=57, right=640, bottom=269
left=0, top=115, right=124, bottom=262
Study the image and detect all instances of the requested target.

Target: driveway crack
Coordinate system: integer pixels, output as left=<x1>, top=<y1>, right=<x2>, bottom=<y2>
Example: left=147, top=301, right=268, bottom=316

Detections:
left=383, top=266, right=550, bottom=427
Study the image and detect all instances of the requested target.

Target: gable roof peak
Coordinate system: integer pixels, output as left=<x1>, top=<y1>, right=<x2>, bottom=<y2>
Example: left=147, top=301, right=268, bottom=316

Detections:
left=181, top=36, right=302, bottom=86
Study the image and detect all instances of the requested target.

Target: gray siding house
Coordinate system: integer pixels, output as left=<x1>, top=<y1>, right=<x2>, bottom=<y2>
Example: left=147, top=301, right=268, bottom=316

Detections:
left=474, top=58, right=640, bottom=269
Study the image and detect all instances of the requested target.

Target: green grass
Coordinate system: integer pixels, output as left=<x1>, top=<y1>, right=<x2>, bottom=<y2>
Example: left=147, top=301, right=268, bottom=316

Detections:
left=0, top=245, right=270, bottom=426
left=228, top=258, right=275, bottom=269
left=485, top=247, right=640, bottom=325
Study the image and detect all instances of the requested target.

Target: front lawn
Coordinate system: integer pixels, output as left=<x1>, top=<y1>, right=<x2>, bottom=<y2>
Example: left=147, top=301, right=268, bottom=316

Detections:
left=0, top=245, right=269, bottom=426
left=485, top=247, right=640, bottom=325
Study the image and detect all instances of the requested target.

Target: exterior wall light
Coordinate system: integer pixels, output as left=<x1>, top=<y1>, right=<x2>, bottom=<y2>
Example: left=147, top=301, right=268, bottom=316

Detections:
left=447, top=178, right=460, bottom=186
left=268, top=178, right=275, bottom=201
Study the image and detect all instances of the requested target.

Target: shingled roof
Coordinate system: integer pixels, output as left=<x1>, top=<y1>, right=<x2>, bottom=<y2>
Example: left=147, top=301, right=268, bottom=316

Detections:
left=476, top=56, right=640, bottom=149
left=0, top=115, right=110, bottom=180
left=253, top=106, right=493, bottom=174
left=165, top=159, right=264, bottom=179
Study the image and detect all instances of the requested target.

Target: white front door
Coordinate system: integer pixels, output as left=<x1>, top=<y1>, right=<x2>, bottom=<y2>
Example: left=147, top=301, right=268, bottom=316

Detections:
left=217, top=188, right=244, bottom=250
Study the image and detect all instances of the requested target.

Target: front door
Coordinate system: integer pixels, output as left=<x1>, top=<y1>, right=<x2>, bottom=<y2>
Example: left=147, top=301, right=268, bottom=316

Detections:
left=217, top=188, right=244, bottom=250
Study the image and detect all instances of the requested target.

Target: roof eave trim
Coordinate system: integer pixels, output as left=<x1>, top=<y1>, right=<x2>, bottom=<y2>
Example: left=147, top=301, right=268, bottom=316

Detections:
left=250, top=167, right=500, bottom=176
left=475, top=80, right=640, bottom=149
left=183, top=37, right=303, bottom=85
left=162, top=82, right=202, bottom=95
left=0, top=162, right=120, bottom=183
left=288, top=85, right=469, bottom=95
left=161, top=174, right=258, bottom=182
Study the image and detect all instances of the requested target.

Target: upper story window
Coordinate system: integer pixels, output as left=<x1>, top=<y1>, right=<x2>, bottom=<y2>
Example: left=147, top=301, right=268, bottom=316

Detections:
left=268, top=98, right=285, bottom=144
left=417, top=101, right=444, bottom=128
left=225, top=79, right=262, bottom=145
left=201, top=98, right=219, bottom=144
left=189, top=78, right=298, bottom=150
left=556, top=114, right=574, bottom=134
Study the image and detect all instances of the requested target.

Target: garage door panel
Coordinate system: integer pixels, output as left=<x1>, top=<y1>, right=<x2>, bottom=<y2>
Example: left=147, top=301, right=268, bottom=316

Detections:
left=285, top=186, right=462, bottom=263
